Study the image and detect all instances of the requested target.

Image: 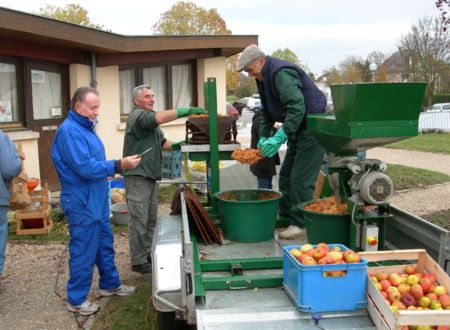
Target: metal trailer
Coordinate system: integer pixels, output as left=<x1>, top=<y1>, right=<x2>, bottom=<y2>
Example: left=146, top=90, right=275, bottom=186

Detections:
left=152, top=195, right=449, bottom=329
left=152, top=79, right=450, bottom=329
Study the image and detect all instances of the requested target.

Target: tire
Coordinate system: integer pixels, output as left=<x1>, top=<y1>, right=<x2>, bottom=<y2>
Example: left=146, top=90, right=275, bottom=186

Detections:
left=157, top=311, right=194, bottom=330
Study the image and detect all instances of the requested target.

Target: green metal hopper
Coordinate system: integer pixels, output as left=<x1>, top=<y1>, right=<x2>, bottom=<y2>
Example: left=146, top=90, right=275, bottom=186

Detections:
left=307, top=83, right=427, bottom=155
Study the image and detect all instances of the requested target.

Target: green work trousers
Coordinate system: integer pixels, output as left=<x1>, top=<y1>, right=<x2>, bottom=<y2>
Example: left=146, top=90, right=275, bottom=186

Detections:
left=125, top=176, right=158, bottom=266
left=278, top=130, right=325, bottom=227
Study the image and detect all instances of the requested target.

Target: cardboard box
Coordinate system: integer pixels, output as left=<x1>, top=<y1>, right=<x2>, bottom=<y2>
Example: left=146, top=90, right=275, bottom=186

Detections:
left=360, top=249, right=450, bottom=329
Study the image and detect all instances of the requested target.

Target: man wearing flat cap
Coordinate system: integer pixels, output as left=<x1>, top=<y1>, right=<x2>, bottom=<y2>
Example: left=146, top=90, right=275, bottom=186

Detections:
left=237, top=44, right=326, bottom=239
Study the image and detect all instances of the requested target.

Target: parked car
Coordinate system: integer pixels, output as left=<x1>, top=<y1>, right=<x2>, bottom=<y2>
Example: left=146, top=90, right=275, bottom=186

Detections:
left=238, top=96, right=261, bottom=111
left=427, top=103, right=450, bottom=112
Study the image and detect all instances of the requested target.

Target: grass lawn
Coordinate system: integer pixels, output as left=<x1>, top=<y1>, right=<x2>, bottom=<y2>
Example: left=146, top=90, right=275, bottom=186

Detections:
left=421, top=210, right=450, bottom=231
left=91, top=278, right=157, bottom=330
left=386, top=132, right=450, bottom=154
left=386, top=164, right=450, bottom=191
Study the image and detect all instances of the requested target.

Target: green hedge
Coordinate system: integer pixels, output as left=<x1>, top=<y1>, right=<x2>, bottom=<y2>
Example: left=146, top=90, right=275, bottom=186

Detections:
left=432, top=94, right=450, bottom=104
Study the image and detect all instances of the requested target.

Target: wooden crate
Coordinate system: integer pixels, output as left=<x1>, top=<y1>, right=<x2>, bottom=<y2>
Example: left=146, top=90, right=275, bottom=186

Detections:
left=14, top=183, right=53, bottom=235
left=360, top=249, right=450, bottom=329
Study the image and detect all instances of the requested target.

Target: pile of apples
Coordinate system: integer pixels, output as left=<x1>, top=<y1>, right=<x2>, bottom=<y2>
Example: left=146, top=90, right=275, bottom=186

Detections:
left=289, top=243, right=362, bottom=277
left=369, top=265, right=450, bottom=330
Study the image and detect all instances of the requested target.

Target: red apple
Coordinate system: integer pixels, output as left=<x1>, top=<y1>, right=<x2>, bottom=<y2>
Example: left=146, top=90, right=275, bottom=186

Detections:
left=400, top=292, right=416, bottom=307
left=404, top=265, right=416, bottom=275
left=313, top=247, right=327, bottom=261
left=316, top=242, right=329, bottom=253
left=379, top=279, right=392, bottom=291
left=421, top=272, right=436, bottom=285
left=438, top=293, right=450, bottom=308
left=388, top=289, right=401, bottom=303
left=410, top=283, right=424, bottom=299
left=391, top=300, right=406, bottom=310
left=426, top=292, right=438, bottom=301
left=419, top=277, right=432, bottom=293
left=327, top=251, right=343, bottom=262
left=397, top=283, right=410, bottom=295
left=300, top=255, right=317, bottom=265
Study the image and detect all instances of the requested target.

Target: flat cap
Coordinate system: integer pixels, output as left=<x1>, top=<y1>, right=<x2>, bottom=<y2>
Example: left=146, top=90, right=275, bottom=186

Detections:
left=236, top=44, right=264, bottom=72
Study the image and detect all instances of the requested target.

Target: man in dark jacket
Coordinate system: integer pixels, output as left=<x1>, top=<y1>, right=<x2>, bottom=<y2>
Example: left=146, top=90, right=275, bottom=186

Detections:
left=237, top=44, right=325, bottom=239
left=0, top=129, right=21, bottom=290
left=52, top=86, right=141, bottom=315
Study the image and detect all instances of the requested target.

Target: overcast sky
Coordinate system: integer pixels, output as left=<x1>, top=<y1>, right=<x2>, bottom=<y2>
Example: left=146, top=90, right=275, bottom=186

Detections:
left=0, top=0, right=441, bottom=75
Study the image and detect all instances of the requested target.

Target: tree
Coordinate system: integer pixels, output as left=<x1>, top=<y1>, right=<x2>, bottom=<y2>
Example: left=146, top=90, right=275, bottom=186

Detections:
left=271, top=48, right=311, bottom=74
left=37, top=4, right=107, bottom=30
left=152, top=1, right=231, bottom=35
left=235, top=77, right=257, bottom=99
left=398, top=16, right=450, bottom=104
left=226, top=55, right=240, bottom=95
left=436, top=0, right=450, bottom=31
left=338, top=56, right=364, bottom=83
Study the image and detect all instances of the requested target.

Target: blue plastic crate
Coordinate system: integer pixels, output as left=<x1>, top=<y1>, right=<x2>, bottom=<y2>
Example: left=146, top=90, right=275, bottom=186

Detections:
left=162, top=150, right=182, bottom=162
left=282, top=244, right=367, bottom=313
left=161, top=167, right=182, bottom=179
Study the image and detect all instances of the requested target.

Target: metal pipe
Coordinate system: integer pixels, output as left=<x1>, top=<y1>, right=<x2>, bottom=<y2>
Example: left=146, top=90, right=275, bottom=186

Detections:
left=90, top=53, right=97, bottom=89
left=153, top=289, right=184, bottom=312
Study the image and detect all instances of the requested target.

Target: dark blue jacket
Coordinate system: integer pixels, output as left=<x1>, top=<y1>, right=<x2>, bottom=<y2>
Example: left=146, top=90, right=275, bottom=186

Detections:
left=51, top=110, right=115, bottom=225
left=0, top=130, right=22, bottom=206
left=257, top=56, right=326, bottom=124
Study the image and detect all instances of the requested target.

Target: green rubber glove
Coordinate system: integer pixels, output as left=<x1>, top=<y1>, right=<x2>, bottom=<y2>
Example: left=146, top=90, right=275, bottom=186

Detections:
left=260, top=128, right=288, bottom=158
left=257, top=137, right=267, bottom=149
left=171, top=140, right=185, bottom=151
left=176, top=107, right=206, bottom=118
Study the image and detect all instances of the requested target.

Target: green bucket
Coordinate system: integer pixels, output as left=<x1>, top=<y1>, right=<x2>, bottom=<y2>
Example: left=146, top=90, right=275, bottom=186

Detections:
left=214, top=189, right=282, bottom=242
left=293, top=201, right=350, bottom=246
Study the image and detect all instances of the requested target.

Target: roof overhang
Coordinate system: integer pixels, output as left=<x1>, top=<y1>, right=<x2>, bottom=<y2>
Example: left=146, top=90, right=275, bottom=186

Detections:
left=0, top=7, right=257, bottom=64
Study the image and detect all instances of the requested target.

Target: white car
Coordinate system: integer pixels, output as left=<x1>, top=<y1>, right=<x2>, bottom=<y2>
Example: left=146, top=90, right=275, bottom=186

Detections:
left=428, top=103, right=450, bottom=112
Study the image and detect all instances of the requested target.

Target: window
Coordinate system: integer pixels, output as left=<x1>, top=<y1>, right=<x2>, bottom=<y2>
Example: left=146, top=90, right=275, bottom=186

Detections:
left=0, top=61, right=20, bottom=124
left=31, top=70, right=62, bottom=120
left=119, top=61, right=195, bottom=117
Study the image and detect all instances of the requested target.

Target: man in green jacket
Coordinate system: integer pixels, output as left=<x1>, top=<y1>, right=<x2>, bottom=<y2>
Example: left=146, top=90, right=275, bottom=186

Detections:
left=123, top=85, right=204, bottom=274
left=237, top=45, right=326, bottom=240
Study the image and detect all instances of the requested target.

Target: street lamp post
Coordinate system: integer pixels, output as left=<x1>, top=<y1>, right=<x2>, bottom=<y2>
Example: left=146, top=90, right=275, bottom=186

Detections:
left=369, top=63, right=377, bottom=82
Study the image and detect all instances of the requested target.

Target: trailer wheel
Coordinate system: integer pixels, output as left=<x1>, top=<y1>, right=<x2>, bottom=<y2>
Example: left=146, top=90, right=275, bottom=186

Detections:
left=157, top=311, right=194, bottom=330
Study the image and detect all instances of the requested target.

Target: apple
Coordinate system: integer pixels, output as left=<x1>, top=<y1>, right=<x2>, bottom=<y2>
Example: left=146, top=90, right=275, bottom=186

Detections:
left=390, top=305, right=399, bottom=314
left=405, top=274, right=420, bottom=286
left=388, top=289, right=401, bottom=303
left=300, top=255, right=317, bottom=265
left=426, top=292, right=438, bottom=301
left=430, top=299, right=442, bottom=310
left=331, top=245, right=342, bottom=252
left=391, top=300, right=406, bottom=310
left=380, top=291, right=388, bottom=299
left=344, top=252, right=361, bottom=263
left=304, top=248, right=316, bottom=257
left=386, top=286, right=399, bottom=294
left=316, top=242, right=329, bottom=252
left=410, top=283, right=424, bottom=299
left=380, top=279, right=392, bottom=291
left=433, top=285, right=448, bottom=296
left=369, top=275, right=378, bottom=283
left=418, top=296, right=431, bottom=308
left=389, top=272, right=404, bottom=287
left=421, top=272, right=436, bottom=285
left=374, top=282, right=382, bottom=291
left=327, top=251, right=343, bottom=262
left=313, top=247, right=328, bottom=261
left=406, top=305, right=416, bottom=310
left=318, top=255, right=335, bottom=264
left=416, top=326, right=433, bottom=330
left=404, top=265, right=416, bottom=275
left=397, top=283, right=411, bottom=295
left=438, top=293, right=450, bottom=308
left=328, top=269, right=346, bottom=277
left=376, top=272, right=388, bottom=282
left=290, top=248, right=302, bottom=258
left=300, top=244, right=314, bottom=253
left=400, top=292, right=416, bottom=307
left=419, top=277, right=432, bottom=293
left=437, top=326, right=450, bottom=330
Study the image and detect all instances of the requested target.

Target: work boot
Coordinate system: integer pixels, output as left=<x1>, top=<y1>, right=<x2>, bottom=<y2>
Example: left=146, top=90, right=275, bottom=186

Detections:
left=279, top=225, right=304, bottom=239
left=99, top=284, right=136, bottom=297
left=67, top=300, right=100, bottom=316
left=131, top=262, right=152, bottom=274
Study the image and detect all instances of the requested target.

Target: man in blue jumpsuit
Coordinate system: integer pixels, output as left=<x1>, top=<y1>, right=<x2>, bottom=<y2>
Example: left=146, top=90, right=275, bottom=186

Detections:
left=51, top=86, right=141, bottom=315
left=237, top=44, right=326, bottom=239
